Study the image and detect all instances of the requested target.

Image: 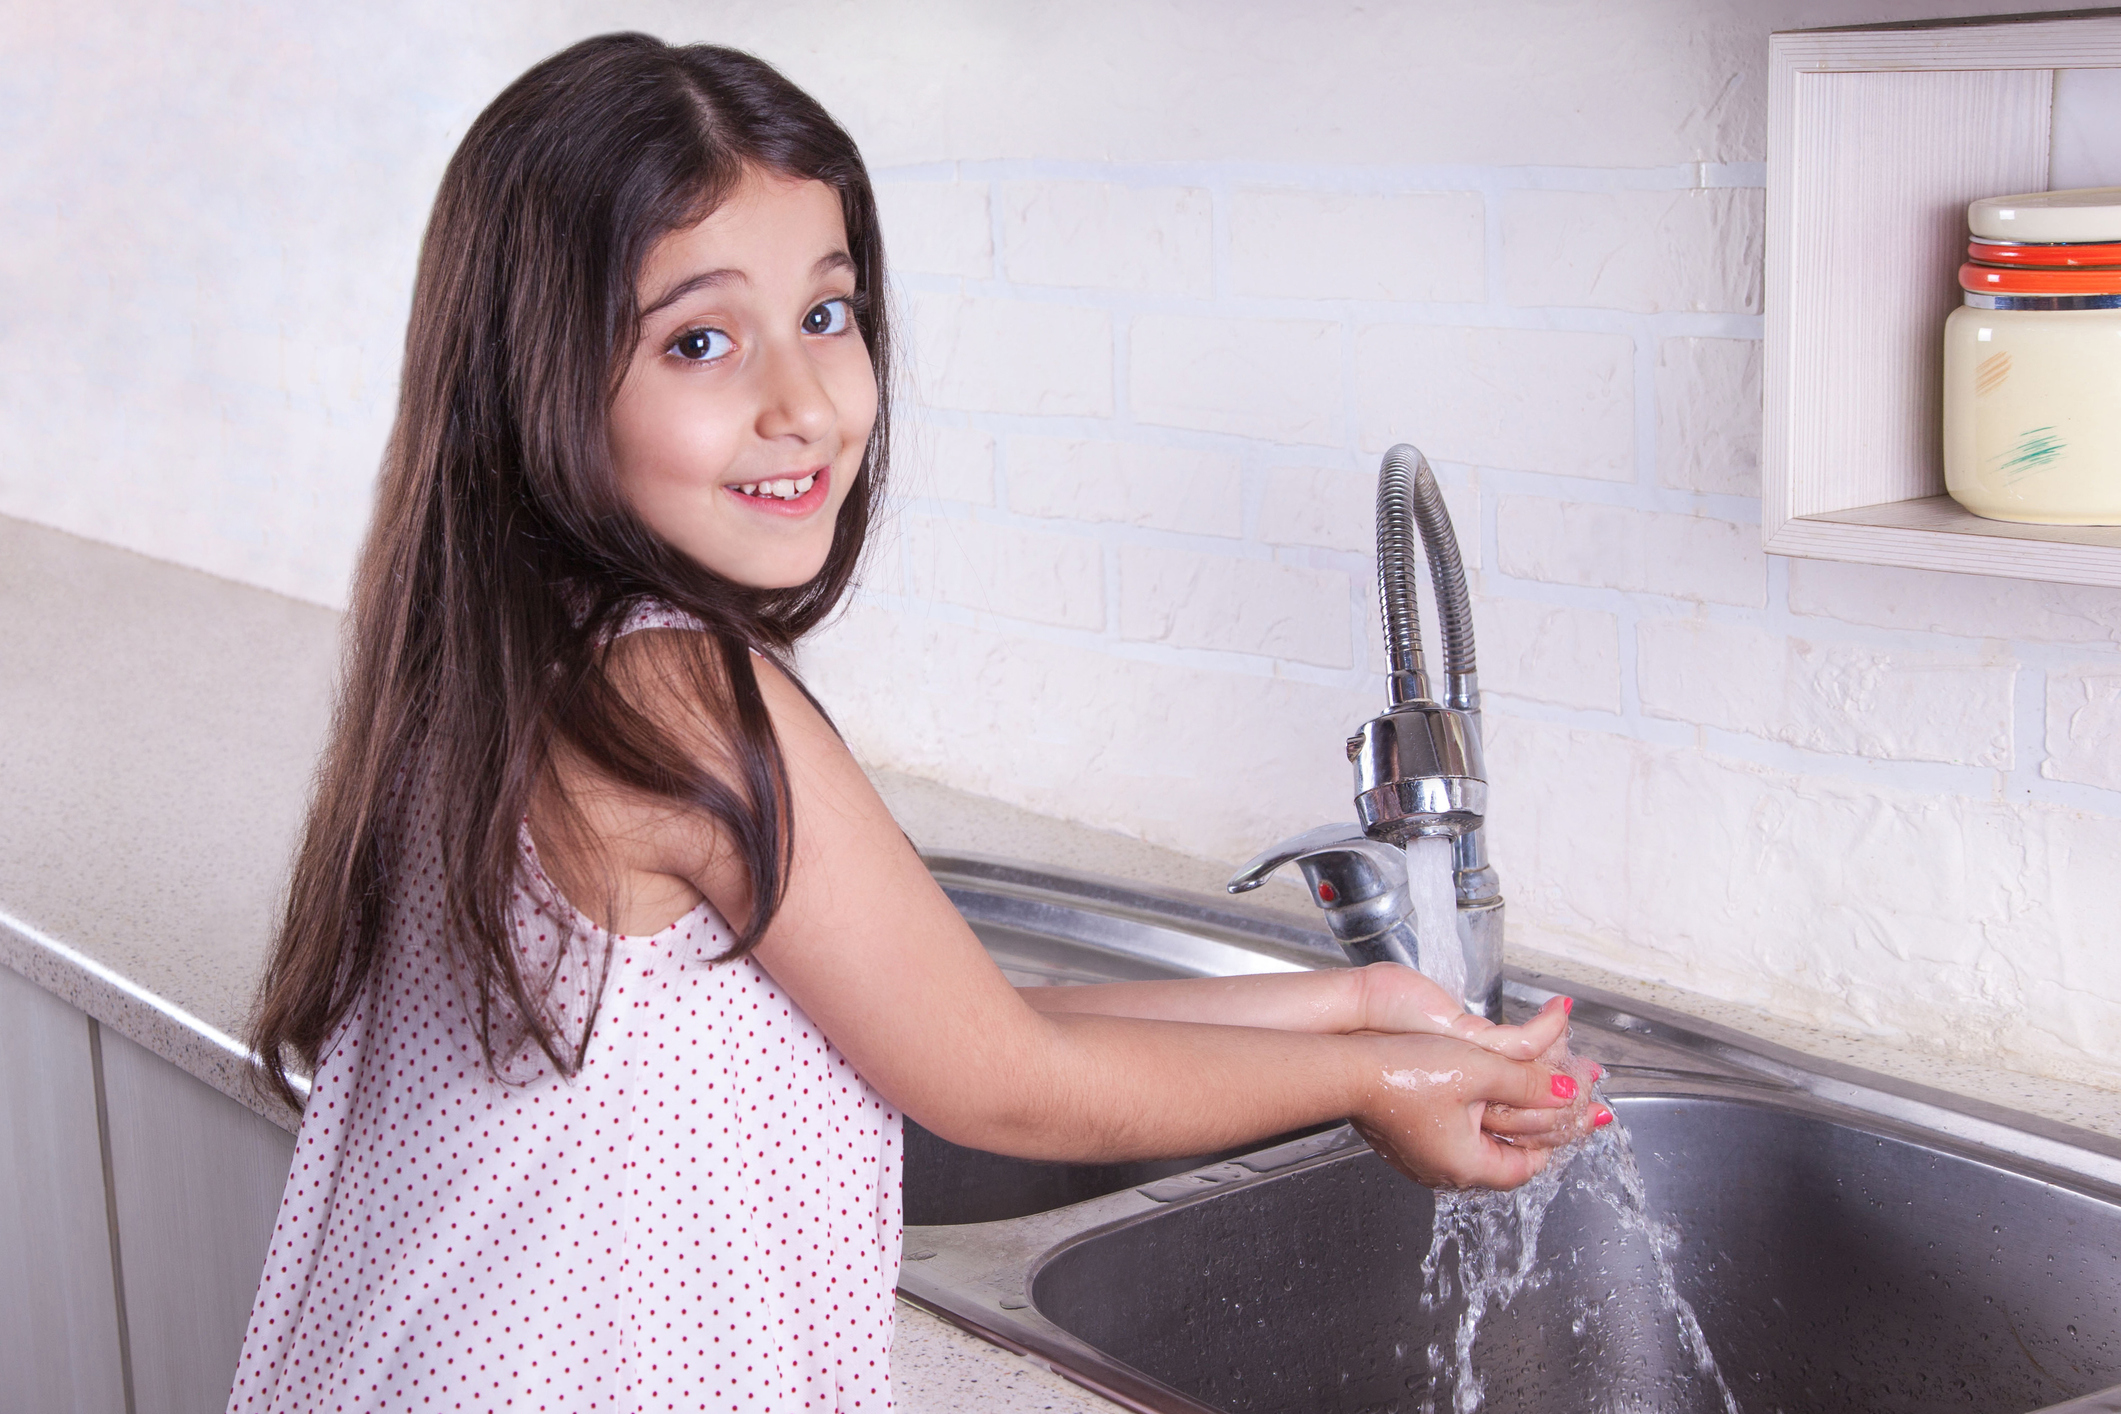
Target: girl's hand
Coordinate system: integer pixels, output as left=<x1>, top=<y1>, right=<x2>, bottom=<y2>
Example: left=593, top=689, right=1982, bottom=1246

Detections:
left=1352, top=969, right=1605, bottom=1151
left=1348, top=1032, right=1578, bottom=1189
left=1351, top=962, right=1571, bottom=1059
left=1480, top=1043, right=1607, bottom=1152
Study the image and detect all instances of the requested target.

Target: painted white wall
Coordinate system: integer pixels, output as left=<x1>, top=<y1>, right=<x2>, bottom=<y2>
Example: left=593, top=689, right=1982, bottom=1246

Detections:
left=6, top=0, right=2119, bottom=1087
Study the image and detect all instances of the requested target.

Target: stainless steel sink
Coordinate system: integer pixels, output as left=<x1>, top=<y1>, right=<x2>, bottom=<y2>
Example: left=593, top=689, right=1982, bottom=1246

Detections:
left=912, top=854, right=2121, bottom=1414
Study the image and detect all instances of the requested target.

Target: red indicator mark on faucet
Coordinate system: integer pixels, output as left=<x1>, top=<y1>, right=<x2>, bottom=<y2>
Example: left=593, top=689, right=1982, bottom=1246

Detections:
left=1317, top=881, right=1338, bottom=903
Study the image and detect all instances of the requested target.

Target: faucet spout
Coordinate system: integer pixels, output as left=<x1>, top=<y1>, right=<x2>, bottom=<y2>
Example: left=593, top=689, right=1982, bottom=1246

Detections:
left=1362, top=445, right=1505, bottom=1019
left=1354, top=446, right=1486, bottom=845
left=1228, top=443, right=1504, bottom=1020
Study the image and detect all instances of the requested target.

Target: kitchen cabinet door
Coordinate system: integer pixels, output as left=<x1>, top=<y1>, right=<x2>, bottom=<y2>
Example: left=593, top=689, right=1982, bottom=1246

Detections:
left=100, top=1029, right=294, bottom=1414
left=0, top=965, right=127, bottom=1414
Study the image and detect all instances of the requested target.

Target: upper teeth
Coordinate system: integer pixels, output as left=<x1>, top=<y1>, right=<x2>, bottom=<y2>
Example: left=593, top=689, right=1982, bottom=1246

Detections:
left=739, top=474, right=816, bottom=501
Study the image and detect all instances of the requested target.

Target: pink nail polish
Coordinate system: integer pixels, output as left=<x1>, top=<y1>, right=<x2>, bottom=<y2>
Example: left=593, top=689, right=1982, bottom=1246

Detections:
left=1551, top=1074, right=1578, bottom=1100
left=1593, top=1105, right=1615, bottom=1128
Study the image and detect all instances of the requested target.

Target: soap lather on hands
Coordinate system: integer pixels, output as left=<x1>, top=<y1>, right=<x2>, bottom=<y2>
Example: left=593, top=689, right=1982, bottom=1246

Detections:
left=1342, top=963, right=1607, bottom=1186
left=1352, top=961, right=1611, bottom=1155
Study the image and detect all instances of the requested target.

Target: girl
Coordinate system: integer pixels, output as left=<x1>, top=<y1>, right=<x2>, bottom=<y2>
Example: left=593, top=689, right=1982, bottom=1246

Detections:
left=231, top=34, right=1596, bottom=1413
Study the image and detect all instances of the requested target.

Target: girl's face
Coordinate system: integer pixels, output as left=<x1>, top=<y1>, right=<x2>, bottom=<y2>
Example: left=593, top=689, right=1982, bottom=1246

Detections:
left=610, top=169, right=878, bottom=589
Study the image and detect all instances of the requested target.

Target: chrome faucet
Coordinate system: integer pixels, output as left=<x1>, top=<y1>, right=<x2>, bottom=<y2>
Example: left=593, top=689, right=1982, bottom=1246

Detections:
left=1227, top=444, right=1504, bottom=1021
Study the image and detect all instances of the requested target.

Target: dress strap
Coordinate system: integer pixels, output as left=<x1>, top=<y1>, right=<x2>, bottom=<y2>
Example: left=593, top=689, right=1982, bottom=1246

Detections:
left=611, top=599, right=708, bottom=640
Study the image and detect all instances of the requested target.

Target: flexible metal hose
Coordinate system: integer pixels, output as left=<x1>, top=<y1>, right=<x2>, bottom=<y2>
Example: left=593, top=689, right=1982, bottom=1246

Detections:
left=1377, top=444, right=1477, bottom=707
left=1410, top=460, right=1476, bottom=705
left=1376, top=445, right=1429, bottom=705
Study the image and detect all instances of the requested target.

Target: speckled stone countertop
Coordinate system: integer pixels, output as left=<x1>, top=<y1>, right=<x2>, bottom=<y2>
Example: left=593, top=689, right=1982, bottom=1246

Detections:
left=7, top=513, right=2121, bottom=1414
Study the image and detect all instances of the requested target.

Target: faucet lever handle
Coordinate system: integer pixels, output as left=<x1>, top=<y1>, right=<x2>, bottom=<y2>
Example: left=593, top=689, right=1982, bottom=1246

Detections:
left=1226, top=822, right=1406, bottom=904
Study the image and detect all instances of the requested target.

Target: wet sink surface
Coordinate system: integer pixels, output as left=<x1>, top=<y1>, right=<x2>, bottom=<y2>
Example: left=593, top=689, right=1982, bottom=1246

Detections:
left=906, top=857, right=1335, bottom=1228
left=1033, top=1094, right=2121, bottom=1413
left=911, top=855, right=2121, bottom=1414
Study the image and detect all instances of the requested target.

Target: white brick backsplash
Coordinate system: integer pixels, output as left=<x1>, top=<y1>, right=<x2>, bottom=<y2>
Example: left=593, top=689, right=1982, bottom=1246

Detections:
left=903, top=292, right=1113, bottom=417
left=1259, top=468, right=1480, bottom=567
left=1788, top=559, right=2121, bottom=649
left=1503, top=188, right=1764, bottom=313
left=854, top=499, right=907, bottom=598
left=1229, top=190, right=1484, bottom=302
left=1637, top=617, right=2015, bottom=767
left=1354, top=325, right=1634, bottom=478
left=1483, top=717, right=2039, bottom=1025
left=1497, top=496, right=1765, bottom=607
left=1657, top=337, right=1761, bottom=496
left=1260, top=466, right=1374, bottom=553
left=1006, top=437, right=1241, bottom=537
left=903, top=515, right=1104, bottom=629
left=1619, top=737, right=2024, bottom=971
left=2044, top=666, right=2121, bottom=790
left=874, top=181, right=992, bottom=279
left=900, top=424, right=995, bottom=505
left=2036, top=808, right=2121, bottom=1071
left=1118, top=545, right=1350, bottom=667
left=1130, top=314, right=1341, bottom=445
left=1475, top=596, right=1623, bottom=712
left=802, top=603, right=1372, bottom=866
left=1480, top=717, right=1636, bottom=943
left=1001, top=182, right=1212, bottom=296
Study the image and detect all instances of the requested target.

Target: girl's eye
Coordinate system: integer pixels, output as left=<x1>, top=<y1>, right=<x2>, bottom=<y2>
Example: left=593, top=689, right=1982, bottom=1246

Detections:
left=670, top=327, right=734, bottom=363
left=802, top=299, right=853, bottom=336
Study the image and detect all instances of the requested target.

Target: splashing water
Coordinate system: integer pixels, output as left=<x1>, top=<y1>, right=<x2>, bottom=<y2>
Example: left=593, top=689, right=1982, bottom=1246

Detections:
left=1405, top=836, right=1466, bottom=1007
left=1417, top=1113, right=1743, bottom=1414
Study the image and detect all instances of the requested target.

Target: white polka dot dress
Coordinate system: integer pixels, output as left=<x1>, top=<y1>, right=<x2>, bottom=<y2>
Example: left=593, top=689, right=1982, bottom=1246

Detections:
left=228, top=613, right=903, bottom=1412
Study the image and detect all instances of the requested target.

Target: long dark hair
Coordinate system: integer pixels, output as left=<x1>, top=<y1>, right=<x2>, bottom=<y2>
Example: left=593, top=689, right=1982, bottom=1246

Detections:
left=250, top=34, right=891, bottom=1108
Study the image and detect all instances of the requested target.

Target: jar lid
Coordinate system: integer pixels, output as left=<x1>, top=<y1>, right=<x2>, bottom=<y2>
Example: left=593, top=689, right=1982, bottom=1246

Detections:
left=1959, top=261, right=2121, bottom=296
left=1969, top=239, right=2121, bottom=269
left=1969, top=187, right=2121, bottom=243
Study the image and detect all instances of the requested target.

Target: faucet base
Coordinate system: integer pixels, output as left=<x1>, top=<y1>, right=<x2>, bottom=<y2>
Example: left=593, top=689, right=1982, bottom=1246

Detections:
left=1460, top=897, right=1505, bottom=1023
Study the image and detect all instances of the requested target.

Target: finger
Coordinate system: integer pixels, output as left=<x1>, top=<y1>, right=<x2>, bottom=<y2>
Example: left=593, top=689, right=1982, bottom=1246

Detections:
left=1459, top=997, right=1569, bottom=1060
left=1453, top=1132, right=1553, bottom=1190
left=1463, top=1045, right=1576, bottom=1110
left=1481, top=1102, right=1575, bottom=1140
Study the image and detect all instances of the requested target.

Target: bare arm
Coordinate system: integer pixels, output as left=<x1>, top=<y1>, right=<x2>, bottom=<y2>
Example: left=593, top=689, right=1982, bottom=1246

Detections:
left=1022, top=971, right=1597, bottom=1151
left=610, top=642, right=1585, bottom=1188
left=1019, top=967, right=1574, bottom=1059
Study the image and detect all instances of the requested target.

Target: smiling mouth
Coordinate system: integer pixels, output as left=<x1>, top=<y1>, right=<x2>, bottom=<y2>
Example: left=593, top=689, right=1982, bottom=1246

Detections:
left=727, top=468, right=829, bottom=513
left=734, top=472, right=819, bottom=501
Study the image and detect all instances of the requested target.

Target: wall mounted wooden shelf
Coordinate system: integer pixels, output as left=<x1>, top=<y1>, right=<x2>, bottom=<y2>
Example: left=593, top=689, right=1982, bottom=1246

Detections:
left=1766, top=13, right=2121, bottom=588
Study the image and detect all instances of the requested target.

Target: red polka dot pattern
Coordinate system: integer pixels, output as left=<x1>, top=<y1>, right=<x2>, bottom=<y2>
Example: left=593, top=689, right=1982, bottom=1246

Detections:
left=227, top=605, right=904, bottom=1411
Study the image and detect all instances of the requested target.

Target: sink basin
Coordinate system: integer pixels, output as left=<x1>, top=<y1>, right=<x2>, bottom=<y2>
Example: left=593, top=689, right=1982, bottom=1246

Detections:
left=908, top=855, right=1336, bottom=1228
left=912, top=853, right=2121, bottom=1414
left=1031, top=1093, right=2121, bottom=1413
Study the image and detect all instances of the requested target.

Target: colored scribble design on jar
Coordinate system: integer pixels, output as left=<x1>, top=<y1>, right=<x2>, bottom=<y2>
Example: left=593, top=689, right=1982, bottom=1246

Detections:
left=1991, top=425, right=2068, bottom=485
left=1974, top=351, right=2012, bottom=395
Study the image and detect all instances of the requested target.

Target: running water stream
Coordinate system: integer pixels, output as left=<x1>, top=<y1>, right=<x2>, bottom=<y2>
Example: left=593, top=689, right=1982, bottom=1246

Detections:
left=1417, top=1109, right=1744, bottom=1414
left=1404, top=836, right=1466, bottom=1007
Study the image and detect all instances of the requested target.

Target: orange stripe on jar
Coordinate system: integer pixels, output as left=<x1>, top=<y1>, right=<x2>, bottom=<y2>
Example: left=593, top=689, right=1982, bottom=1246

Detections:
left=1958, top=262, right=2121, bottom=296
left=1968, top=239, right=2121, bottom=269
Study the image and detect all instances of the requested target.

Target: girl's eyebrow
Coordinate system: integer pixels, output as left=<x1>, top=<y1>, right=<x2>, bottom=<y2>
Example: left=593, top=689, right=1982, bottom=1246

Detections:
left=641, top=268, right=742, bottom=321
left=639, top=251, right=858, bottom=324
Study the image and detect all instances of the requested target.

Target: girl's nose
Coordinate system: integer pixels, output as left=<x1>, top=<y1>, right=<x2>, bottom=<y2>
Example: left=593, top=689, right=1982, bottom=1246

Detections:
left=753, top=339, right=837, bottom=443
